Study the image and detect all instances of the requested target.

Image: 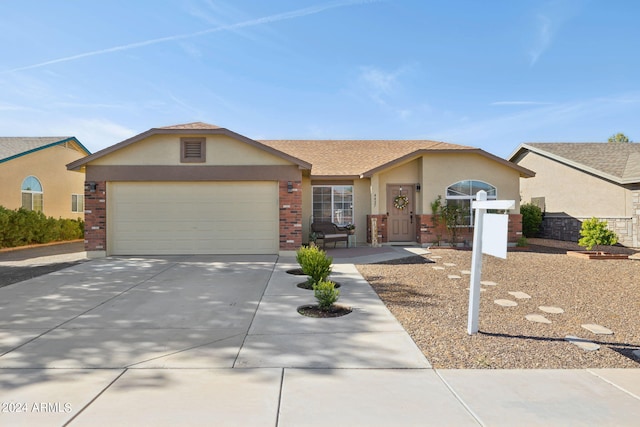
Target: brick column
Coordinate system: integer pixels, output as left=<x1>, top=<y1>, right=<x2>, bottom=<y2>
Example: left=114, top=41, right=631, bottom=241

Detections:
left=279, top=180, right=302, bottom=252
left=84, top=181, right=107, bottom=256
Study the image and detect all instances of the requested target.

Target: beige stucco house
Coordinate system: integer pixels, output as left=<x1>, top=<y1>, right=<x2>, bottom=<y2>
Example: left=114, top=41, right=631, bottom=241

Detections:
left=509, top=142, right=640, bottom=247
left=0, top=137, right=89, bottom=219
left=68, top=122, right=533, bottom=257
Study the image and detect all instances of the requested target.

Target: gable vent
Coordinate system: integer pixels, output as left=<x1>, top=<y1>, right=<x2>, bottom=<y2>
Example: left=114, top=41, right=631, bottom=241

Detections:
left=180, top=138, right=206, bottom=163
left=184, top=141, right=202, bottom=158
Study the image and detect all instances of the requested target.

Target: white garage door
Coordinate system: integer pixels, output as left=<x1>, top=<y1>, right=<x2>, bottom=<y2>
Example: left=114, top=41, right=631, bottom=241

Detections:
left=108, top=182, right=279, bottom=255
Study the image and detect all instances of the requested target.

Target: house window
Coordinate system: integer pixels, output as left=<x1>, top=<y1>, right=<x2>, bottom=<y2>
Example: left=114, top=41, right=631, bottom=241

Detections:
left=445, top=180, right=497, bottom=226
left=71, top=194, right=84, bottom=213
left=180, top=137, right=206, bottom=163
left=312, top=185, right=353, bottom=225
left=21, top=176, right=43, bottom=212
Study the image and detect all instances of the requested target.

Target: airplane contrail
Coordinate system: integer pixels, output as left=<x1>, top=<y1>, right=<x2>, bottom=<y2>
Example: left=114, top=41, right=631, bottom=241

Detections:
left=3, top=0, right=381, bottom=74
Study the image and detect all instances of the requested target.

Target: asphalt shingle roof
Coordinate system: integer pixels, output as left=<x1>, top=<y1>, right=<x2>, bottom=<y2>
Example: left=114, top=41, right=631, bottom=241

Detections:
left=522, top=142, right=640, bottom=183
left=0, top=137, right=77, bottom=163
left=259, top=139, right=475, bottom=176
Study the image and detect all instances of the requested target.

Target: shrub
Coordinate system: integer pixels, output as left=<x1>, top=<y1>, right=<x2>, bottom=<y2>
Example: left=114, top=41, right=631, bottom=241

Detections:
left=313, top=280, right=340, bottom=311
left=520, top=203, right=543, bottom=238
left=0, top=206, right=84, bottom=248
left=296, top=245, right=333, bottom=288
left=578, top=217, right=618, bottom=251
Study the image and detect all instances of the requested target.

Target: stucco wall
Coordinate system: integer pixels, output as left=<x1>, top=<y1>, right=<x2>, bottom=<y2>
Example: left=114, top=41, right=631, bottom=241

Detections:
left=90, top=134, right=292, bottom=166
left=0, top=145, right=86, bottom=219
left=419, top=152, right=522, bottom=213
left=517, top=152, right=629, bottom=217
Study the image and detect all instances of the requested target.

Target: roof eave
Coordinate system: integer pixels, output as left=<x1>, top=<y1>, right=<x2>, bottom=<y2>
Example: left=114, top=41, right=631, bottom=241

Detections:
left=67, top=127, right=312, bottom=171
left=361, top=148, right=535, bottom=178
left=2, top=137, right=90, bottom=165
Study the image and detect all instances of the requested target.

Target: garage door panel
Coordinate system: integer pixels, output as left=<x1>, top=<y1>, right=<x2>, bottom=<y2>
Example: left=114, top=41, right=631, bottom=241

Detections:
left=109, top=182, right=279, bottom=255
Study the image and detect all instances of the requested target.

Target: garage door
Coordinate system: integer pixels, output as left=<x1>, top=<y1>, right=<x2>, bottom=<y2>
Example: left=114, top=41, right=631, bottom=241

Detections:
left=108, top=182, right=279, bottom=255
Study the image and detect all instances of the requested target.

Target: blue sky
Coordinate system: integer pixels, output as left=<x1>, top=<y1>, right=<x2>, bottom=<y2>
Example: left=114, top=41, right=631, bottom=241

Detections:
left=1, top=0, right=639, bottom=157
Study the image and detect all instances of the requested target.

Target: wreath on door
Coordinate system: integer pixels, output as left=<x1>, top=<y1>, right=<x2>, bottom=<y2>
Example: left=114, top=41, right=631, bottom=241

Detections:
left=393, top=194, right=409, bottom=210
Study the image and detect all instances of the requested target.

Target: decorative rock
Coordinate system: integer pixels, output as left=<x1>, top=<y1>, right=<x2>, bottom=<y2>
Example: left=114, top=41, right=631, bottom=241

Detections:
left=581, top=324, right=614, bottom=335
left=430, top=255, right=442, bottom=259
left=525, top=314, right=551, bottom=324
left=443, top=263, right=456, bottom=267
left=565, top=335, right=600, bottom=351
left=508, top=291, right=531, bottom=299
left=432, top=266, right=445, bottom=271
left=460, top=270, right=471, bottom=275
left=480, top=281, right=497, bottom=286
left=447, top=275, right=462, bottom=279
left=494, top=299, right=517, bottom=307
left=539, top=306, right=564, bottom=314
left=633, top=350, right=640, bottom=360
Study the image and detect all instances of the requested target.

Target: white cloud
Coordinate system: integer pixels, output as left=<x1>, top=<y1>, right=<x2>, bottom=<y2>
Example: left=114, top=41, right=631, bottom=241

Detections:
left=529, top=14, right=553, bottom=66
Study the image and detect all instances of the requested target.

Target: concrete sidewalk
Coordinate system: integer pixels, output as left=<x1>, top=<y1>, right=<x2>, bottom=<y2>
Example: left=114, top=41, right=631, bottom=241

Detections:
left=0, top=251, right=638, bottom=426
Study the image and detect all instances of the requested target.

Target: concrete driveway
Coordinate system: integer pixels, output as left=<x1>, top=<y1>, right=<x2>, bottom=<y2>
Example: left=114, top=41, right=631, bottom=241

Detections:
left=1, top=253, right=639, bottom=426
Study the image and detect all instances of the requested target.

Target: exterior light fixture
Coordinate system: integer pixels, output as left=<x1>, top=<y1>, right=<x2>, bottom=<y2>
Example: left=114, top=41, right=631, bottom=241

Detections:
left=287, top=181, right=293, bottom=193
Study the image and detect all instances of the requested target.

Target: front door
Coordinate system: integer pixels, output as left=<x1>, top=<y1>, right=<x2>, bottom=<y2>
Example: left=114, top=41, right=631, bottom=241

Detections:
left=387, top=184, right=416, bottom=242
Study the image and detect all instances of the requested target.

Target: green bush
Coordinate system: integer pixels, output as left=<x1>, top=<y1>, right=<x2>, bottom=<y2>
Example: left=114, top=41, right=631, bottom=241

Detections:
left=313, top=280, right=340, bottom=311
left=578, top=217, right=618, bottom=251
left=296, top=245, right=333, bottom=288
left=520, top=203, right=543, bottom=238
left=0, top=206, right=84, bottom=248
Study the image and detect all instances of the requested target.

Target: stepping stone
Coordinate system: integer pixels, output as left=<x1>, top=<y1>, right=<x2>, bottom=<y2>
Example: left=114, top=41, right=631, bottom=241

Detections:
left=494, top=299, right=517, bottom=307
left=581, top=324, right=614, bottom=335
left=565, top=335, right=600, bottom=351
left=508, top=291, right=531, bottom=299
left=460, top=270, right=471, bottom=275
left=447, top=275, right=462, bottom=279
left=525, top=314, right=551, bottom=324
left=443, top=262, right=456, bottom=267
left=430, top=255, right=442, bottom=259
left=480, top=281, right=497, bottom=286
left=539, top=306, right=564, bottom=314
left=432, top=266, right=446, bottom=270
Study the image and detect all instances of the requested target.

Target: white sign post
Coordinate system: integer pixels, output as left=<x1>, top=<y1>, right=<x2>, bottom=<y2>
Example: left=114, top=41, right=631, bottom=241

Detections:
left=467, top=190, right=515, bottom=335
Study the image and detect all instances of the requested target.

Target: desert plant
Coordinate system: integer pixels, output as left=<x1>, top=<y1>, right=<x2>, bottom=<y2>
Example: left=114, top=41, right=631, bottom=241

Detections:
left=439, top=202, right=463, bottom=246
left=295, top=245, right=333, bottom=287
left=313, top=280, right=340, bottom=311
left=430, top=195, right=443, bottom=245
left=520, top=203, right=543, bottom=238
left=516, top=236, right=528, bottom=247
left=578, top=217, right=618, bottom=251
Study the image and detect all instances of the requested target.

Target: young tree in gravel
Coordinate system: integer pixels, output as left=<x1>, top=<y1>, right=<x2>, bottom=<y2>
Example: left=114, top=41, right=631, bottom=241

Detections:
left=578, top=217, right=618, bottom=251
left=520, top=203, right=543, bottom=238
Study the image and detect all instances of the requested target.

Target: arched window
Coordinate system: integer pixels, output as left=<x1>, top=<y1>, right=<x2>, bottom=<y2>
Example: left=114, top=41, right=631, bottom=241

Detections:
left=445, top=180, right=496, bottom=226
left=21, top=176, right=43, bottom=212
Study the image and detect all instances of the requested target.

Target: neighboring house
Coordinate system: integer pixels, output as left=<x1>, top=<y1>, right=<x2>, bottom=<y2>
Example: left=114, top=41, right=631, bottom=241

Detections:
left=67, top=122, right=533, bottom=257
left=509, top=142, right=640, bottom=248
left=0, top=137, right=90, bottom=219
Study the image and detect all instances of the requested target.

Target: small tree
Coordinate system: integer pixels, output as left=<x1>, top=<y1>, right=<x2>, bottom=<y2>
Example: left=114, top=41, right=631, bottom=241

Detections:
left=520, top=203, right=543, bottom=238
left=608, top=133, right=631, bottom=143
left=439, top=202, right=463, bottom=246
left=430, top=195, right=443, bottom=245
left=578, top=217, right=618, bottom=251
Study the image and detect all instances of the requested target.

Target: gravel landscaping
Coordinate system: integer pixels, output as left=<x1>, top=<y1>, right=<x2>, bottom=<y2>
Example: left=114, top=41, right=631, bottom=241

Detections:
left=356, top=239, right=640, bottom=369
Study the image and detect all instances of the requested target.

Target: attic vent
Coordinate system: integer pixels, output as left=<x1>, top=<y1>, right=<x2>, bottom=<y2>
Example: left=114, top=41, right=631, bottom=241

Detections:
left=180, top=138, right=206, bottom=163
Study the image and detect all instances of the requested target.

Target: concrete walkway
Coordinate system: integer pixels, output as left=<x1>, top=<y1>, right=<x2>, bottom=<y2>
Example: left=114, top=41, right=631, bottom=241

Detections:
left=0, top=248, right=638, bottom=426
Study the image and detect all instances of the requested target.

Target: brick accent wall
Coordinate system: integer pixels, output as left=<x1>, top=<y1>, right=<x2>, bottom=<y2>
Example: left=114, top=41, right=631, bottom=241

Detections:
left=416, top=213, right=523, bottom=247
left=84, top=180, right=107, bottom=252
left=279, top=180, right=302, bottom=251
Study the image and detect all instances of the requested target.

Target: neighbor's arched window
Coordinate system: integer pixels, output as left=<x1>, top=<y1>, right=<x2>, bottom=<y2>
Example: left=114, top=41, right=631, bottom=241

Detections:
left=445, top=180, right=496, bottom=226
left=21, top=176, right=43, bottom=212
